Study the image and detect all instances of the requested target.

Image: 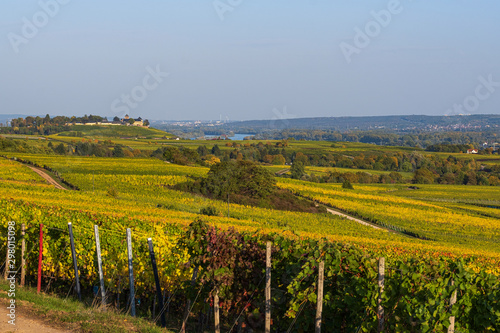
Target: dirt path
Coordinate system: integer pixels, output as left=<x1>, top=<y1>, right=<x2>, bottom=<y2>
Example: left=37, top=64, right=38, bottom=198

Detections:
left=26, top=166, right=67, bottom=190
left=326, top=208, right=384, bottom=230
left=294, top=190, right=386, bottom=231
left=0, top=297, right=69, bottom=333
left=275, top=169, right=289, bottom=176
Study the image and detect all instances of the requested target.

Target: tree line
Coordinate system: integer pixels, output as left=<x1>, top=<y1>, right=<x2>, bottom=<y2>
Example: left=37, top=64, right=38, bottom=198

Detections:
left=166, top=127, right=498, bottom=150
left=0, top=114, right=150, bottom=136
left=0, top=136, right=150, bottom=158
left=2, top=134, right=499, bottom=186
left=155, top=142, right=500, bottom=186
left=252, top=129, right=499, bottom=149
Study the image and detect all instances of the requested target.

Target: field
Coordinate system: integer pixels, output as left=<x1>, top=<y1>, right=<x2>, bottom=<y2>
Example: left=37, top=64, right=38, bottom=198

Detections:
left=2, top=150, right=500, bottom=268
left=55, top=124, right=176, bottom=139
left=267, top=165, right=414, bottom=180
left=1, top=135, right=500, bottom=331
left=278, top=179, right=500, bottom=260
left=2, top=135, right=500, bottom=257
left=0, top=154, right=405, bottom=245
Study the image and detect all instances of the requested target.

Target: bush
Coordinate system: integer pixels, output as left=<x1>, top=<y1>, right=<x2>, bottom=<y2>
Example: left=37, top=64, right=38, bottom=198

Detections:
left=342, top=179, right=354, bottom=189
left=200, top=205, right=219, bottom=216
left=204, top=160, right=276, bottom=200
left=112, top=145, right=124, bottom=157
left=106, top=186, right=118, bottom=198
left=290, top=161, right=305, bottom=179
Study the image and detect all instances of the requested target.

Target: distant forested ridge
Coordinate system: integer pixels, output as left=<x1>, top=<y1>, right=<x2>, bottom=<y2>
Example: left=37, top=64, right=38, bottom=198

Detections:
left=220, top=114, right=500, bottom=132
left=155, top=114, right=500, bottom=148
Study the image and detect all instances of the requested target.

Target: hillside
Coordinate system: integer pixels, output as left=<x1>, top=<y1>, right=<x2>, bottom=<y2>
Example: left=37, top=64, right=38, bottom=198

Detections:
left=219, top=114, right=500, bottom=131
left=0, top=114, right=176, bottom=140
left=1, top=137, right=500, bottom=331
left=156, top=114, right=500, bottom=147
left=55, top=125, right=175, bottom=139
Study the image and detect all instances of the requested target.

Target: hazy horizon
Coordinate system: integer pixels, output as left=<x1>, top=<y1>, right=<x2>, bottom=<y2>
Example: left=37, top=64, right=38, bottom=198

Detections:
left=1, top=1, right=499, bottom=121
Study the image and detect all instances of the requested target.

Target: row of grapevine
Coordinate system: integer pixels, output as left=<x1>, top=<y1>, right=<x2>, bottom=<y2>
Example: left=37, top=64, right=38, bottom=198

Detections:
left=2, top=216, right=499, bottom=332
left=181, top=219, right=500, bottom=332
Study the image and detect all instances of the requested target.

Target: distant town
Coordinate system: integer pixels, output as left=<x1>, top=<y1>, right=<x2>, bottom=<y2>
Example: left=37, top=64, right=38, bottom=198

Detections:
left=153, top=120, right=225, bottom=128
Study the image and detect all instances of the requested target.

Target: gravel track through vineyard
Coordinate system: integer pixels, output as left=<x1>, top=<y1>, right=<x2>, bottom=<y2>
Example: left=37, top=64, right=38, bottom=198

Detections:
left=25, top=166, right=66, bottom=190
left=326, top=207, right=383, bottom=230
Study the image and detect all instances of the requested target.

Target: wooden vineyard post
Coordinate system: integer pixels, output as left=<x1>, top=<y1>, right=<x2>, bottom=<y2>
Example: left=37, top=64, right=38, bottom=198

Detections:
left=180, top=304, right=187, bottom=333
left=315, top=261, right=325, bottom=333
left=94, top=225, right=106, bottom=307
left=265, top=241, right=271, bottom=333
left=181, top=266, right=199, bottom=333
left=37, top=223, right=43, bottom=293
left=148, top=238, right=166, bottom=328
left=214, top=289, right=220, bottom=333
left=378, top=257, right=385, bottom=332
left=20, top=224, right=26, bottom=287
left=68, top=223, right=81, bottom=301
left=448, top=280, right=457, bottom=333
left=126, top=228, right=135, bottom=317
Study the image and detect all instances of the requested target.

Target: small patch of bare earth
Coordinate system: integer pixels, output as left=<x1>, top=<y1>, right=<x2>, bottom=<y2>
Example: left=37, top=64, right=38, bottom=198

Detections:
left=0, top=297, right=71, bottom=333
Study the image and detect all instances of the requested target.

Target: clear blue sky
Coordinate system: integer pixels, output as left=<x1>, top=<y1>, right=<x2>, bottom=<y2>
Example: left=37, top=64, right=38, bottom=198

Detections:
left=1, top=0, right=499, bottom=121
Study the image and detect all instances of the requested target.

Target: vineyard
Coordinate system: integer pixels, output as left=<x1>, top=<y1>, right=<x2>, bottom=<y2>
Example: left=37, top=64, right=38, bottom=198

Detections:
left=1, top=148, right=500, bottom=331
left=278, top=179, right=500, bottom=262
left=2, top=211, right=499, bottom=332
